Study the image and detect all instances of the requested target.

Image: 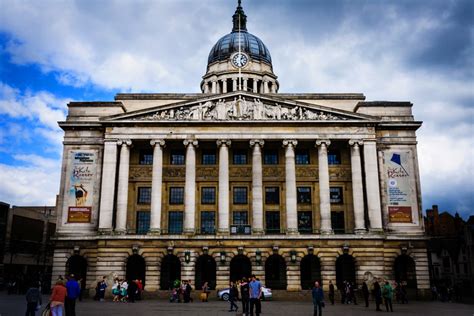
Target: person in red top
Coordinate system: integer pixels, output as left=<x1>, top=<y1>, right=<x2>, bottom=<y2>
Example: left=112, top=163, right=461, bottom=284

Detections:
left=137, top=279, right=144, bottom=300
left=50, top=279, right=67, bottom=316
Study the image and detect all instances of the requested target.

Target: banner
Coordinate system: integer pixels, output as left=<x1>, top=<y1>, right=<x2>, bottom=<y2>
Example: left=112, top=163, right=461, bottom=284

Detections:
left=67, top=151, right=96, bottom=223
left=385, top=151, right=413, bottom=223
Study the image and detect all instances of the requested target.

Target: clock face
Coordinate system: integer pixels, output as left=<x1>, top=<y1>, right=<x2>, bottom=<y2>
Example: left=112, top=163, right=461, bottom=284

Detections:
left=231, top=53, right=249, bottom=68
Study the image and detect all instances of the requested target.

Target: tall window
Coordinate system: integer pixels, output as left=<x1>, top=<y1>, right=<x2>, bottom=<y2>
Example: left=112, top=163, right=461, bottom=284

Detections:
left=233, top=187, right=248, bottom=204
left=265, top=187, right=280, bottom=204
left=331, top=211, right=345, bottom=234
left=233, top=150, right=247, bottom=165
left=136, top=211, right=150, bottom=234
left=297, top=187, right=312, bottom=204
left=137, top=187, right=152, bottom=204
left=200, top=211, right=215, bottom=234
left=202, top=151, right=216, bottom=165
left=169, top=187, right=184, bottom=204
left=201, top=187, right=216, bottom=204
left=264, top=150, right=278, bottom=164
left=168, top=211, right=183, bottom=234
left=298, top=211, right=312, bottom=234
left=295, top=149, right=310, bottom=165
left=330, top=187, right=343, bottom=204
left=233, top=211, right=248, bottom=225
left=139, top=150, right=153, bottom=165
left=328, top=150, right=341, bottom=165
left=171, top=150, right=185, bottom=165
left=266, top=211, right=280, bottom=234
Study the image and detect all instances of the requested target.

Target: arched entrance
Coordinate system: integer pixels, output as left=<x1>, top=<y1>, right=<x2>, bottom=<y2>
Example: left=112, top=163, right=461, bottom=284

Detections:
left=230, top=255, right=251, bottom=282
left=300, top=254, right=321, bottom=290
left=160, top=254, right=181, bottom=290
left=126, top=254, right=146, bottom=286
left=195, top=254, right=216, bottom=290
left=394, top=255, right=417, bottom=288
left=66, top=255, right=87, bottom=290
left=336, top=254, right=356, bottom=288
left=265, top=254, right=287, bottom=290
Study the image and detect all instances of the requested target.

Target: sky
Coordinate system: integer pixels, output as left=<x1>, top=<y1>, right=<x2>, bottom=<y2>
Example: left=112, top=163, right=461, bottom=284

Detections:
left=0, top=0, right=472, bottom=219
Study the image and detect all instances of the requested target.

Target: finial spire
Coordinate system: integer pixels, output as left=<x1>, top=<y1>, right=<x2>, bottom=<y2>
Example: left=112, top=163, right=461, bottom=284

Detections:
left=232, top=0, right=247, bottom=32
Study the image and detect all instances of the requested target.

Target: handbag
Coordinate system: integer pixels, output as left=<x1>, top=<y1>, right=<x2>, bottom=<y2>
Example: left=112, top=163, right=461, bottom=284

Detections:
left=41, top=303, right=51, bottom=316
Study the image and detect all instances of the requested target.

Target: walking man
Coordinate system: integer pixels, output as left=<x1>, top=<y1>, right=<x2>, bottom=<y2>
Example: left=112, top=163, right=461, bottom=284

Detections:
left=25, top=280, right=42, bottom=316
left=249, top=275, right=262, bottom=316
left=328, top=280, right=335, bottom=305
left=240, top=277, right=250, bottom=315
left=383, top=281, right=394, bottom=312
left=65, top=274, right=81, bottom=316
left=362, top=281, right=369, bottom=307
left=312, top=281, right=324, bottom=316
left=373, top=279, right=382, bottom=311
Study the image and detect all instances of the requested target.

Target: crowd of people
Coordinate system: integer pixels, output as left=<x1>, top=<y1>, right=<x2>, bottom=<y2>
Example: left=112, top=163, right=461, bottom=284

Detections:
left=169, top=279, right=193, bottom=303
left=221, top=275, right=264, bottom=316
left=109, top=278, right=144, bottom=303
left=430, top=284, right=464, bottom=302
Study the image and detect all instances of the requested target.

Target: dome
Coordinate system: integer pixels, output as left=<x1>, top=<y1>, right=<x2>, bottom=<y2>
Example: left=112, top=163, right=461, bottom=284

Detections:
left=207, top=0, right=272, bottom=66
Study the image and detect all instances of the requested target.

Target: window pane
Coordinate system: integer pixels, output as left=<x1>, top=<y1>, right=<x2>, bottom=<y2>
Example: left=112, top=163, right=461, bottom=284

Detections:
left=233, top=187, right=248, bottom=204
left=233, top=151, right=247, bottom=165
left=169, top=211, right=183, bottom=234
left=233, top=211, right=248, bottom=225
left=200, top=211, right=215, bottom=234
left=169, top=187, right=184, bottom=204
left=136, top=211, right=150, bottom=234
left=295, top=150, right=310, bottom=165
left=297, top=187, right=312, bottom=204
left=328, top=150, right=341, bottom=165
left=171, top=151, right=185, bottom=165
left=298, top=211, right=312, bottom=233
left=139, top=150, right=153, bottom=165
left=331, top=211, right=345, bottom=234
left=265, top=187, right=280, bottom=204
left=330, top=187, right=343, bottom=204
left=265, top=211, right=280, bottom=233
left=202, top=152, right=216, bottom=165
left=264, top=151, right=278, bottom=164
left=137, top=187, right=152, bottom=204
left=201, top=187, right=216, bottom=204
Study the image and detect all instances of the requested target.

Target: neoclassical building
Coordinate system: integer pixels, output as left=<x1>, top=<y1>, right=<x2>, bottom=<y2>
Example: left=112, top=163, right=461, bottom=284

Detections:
left=52, top=2, right=429, bottom=297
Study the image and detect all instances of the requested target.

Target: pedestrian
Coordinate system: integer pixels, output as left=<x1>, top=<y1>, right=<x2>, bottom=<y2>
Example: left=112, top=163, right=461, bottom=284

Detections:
left=240, top=277, right=250, bottom=315
left=50, top=279, right=67, bottom=316
left=382, top=281, right=394, bottom=312
left=431, top=285, right=438, bottom=301
left=373, top=279, right=382, bottom=311
left=98, top=276, right=107, bottom=301
left=77, top=279, right=83, bottom=302
left=328, top=280, right=335, bottom=305
left=187, top=280, right=194, bottom=302
left=362, top=281, right=369, bottom=307
left=401, top=282, right=408, bottom=304
left=311, top=281, right=324, bottom=316
left=201, top=281, right=210, bottom=302
left=350, top=282, right=357, bottom=305
left=65, top=274, right=80, bottom=316
left=112, top=279, right=121, bottom=302
left=25, top=280, right=42, bottom=316
left=249, top=275, right=262, bottom=316
left=128, top=279, right=137, bottom=303
left=340, top=281, right=346, bottom=304
left=229, top=281, right=239, bottom=312
left=120, top=280, right=128, bottom=302
left=136, top=279, right=143, bottom=300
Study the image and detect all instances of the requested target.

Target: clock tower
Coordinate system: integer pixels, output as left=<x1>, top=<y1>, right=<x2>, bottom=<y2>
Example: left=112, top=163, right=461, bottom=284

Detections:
left=201, top=0, right=279, bottom=94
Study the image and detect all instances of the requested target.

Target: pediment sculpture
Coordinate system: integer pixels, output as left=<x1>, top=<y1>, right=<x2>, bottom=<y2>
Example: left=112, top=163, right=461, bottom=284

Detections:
left=132, top=97, right=349, bottom=121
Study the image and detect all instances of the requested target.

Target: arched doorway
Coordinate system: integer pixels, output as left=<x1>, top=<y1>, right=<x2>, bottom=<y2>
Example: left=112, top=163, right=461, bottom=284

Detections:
left=265, top=254, right=287, bottom=290
left=230, top=255, right=251, bottom=282
left=336, top=254, right=356, bottom=288
left=300, top=254, right=321, bottom=290
left=394, top=255, right=417, bottom=288
left=126, top=254, right=146, bottom=286
left=160, top=254, right=181, bottom=290
left=195, top=254, right=216, bottom=290
left=66, top=255, right=87, bottom=289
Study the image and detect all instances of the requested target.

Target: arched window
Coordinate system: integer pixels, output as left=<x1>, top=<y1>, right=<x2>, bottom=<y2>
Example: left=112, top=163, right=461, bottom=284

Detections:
left=195, top=254, right=217, bottom=290
left=336, top=254, right=356, bottom=288
left=160, top=254, right=181, bottom=290
left=230, top=255, right=252, bottom=282
left=300, top=254, right=321, bottom=290
left=265, top=254, right=287, bottom=290
left=126, top=254, right=146, bottom=286
left=394, top=255, right=417, bottom=288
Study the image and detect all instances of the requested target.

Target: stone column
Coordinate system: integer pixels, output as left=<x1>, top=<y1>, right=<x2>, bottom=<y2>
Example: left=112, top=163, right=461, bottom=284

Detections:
left=115, top=139, right=132, bottom=234
left=253, top=79, right=258, bottom=93
left=283, top=140, right=298, bottom=235
left=349, top=140, right=366, bottom=233
left=232, top=79, right=237, bottom=92
left=263, top=80, right=269, bottom=93
left=211, top=80, right=217, bottom=94
left=204, top=82, right=210, bottom=94
left=250, top=139, right=264, bottom=234
left=217, top=140, right=231, bottom=234
left=98, top=140, right=118, bottom=233
left=243, top=78, right=248, bottom=91
left=316, top=140, right=332, bottom=234
left=184, top=139, right=198, bottom=234
left=271, top=83, right=277, bottom=93
left=149, top=139, right=165, bottom=234
left=222, top=79, right=227, bottom=94
left=363, top=140, right=383, bottom=232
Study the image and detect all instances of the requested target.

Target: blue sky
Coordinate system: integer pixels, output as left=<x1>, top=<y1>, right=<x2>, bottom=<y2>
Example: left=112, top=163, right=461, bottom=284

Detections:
left=0, top=0, right=473, bottom=219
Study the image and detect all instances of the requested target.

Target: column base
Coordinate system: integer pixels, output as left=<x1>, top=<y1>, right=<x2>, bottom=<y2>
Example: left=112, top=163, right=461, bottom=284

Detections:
left=183, top=228, right=195, bottom=236
left=252, top=228, right=264, bottom=235
left=147, top=228, right=161, bottom=235
left=369, top=228, right=384, bottom=234
left=320, top=228, right=334, bottom=235
left=217, top=228, right=229, bottom=235
left=97, top=228, right=113, bottom=235
left=354, top=228, right=367, bottom=235
left=114, top=229, right=127, bottom=235
left=286, top=228, right=300, bottom=235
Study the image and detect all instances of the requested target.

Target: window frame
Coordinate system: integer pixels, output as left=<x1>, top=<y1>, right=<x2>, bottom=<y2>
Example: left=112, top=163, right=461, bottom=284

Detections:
left=201, top=187, right=216, bottom=204
left=295, top=149, right=310, bottom=165
left=297, top=186, right=312, bottom=204
left=170, top=150, right=185, bottom=165
left=137, top=187, right=152, bottom=205
left=202, top=151, right=217, bottom=165
left=136, top=211, right=150, bottom=234
left=265, top=186, right=280, bottom=205
left=169, top=187, right=185, bottom=205
left=233, top=187, right=248, bottom=205
left=139, top=150, right=153, bottom=165
left=168, top=211, right=184, bottom=234
left=263, top=150, right=279, bottom=165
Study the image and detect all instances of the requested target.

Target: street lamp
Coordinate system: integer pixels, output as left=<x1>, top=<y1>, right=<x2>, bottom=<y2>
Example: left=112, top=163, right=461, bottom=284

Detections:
left=290, top=250, right=297, bottom=263
left=220, top=251, right=226, bottom=263
left=184, top=251, right=191, bottom=263
left=255, top=250, right=262, bottom=265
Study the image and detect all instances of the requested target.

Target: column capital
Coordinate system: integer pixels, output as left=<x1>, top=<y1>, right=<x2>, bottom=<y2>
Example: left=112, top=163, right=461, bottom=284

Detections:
left=104, top=138, right=119, bottom=144
left=315, top=139, right=331, bottom=147
left=282, top=139, right=298, bottom=147
left=216, top=139, right=231, bottom=147
left=249, top=139, right=264, bottom=147
left=349, top=139, right=363, bottom=147
left=150, top=139, right=166, bottom=147
left=117, top=139, right=132, bottom=146
left=183, top=139, right=199, bottom=147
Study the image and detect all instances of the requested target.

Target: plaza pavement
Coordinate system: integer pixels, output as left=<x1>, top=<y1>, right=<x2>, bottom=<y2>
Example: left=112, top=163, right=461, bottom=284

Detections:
left=0, top=293, right=473, bottom=316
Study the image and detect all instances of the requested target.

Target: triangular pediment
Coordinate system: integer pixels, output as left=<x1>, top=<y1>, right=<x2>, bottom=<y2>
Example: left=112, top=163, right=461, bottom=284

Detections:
left=103, top=92, right=377, bottom=123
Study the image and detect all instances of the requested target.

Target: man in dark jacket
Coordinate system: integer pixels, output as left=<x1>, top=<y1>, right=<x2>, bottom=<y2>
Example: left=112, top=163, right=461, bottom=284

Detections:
left=65, top=274, right=81, bottom=316
left=128, top=279, right=138, bottom=303
left=373, top=279, right=382, bottom=311
left=25, top=281, right=42, bottom=316
left=312, top=281, right=324, bottom=316
left=362, top=281, right=370, bottom=307
left=240, top=277, right=250, bottom=315
left=328, top=280, right=335, bottom=305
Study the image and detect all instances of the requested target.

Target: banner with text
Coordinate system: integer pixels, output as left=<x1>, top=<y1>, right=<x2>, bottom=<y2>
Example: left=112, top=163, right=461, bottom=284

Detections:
left=385, top=151, right=413, bottom=223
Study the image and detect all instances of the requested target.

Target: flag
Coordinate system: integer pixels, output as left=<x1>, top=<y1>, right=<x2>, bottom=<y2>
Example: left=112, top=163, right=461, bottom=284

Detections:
left=390, top=153, right=409, bottom=175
